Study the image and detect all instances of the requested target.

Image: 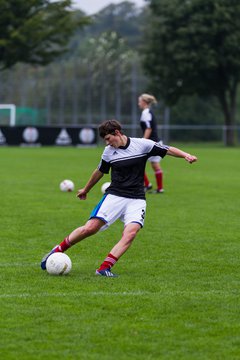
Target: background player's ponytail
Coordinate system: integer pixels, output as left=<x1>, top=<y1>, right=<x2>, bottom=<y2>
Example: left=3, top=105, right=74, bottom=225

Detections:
left=139, top=93, right=157, bottom=106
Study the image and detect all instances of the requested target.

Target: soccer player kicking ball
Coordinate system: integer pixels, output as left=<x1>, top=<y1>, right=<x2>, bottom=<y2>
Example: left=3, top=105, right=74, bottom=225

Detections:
left=41, top=120, right=197, bottom=277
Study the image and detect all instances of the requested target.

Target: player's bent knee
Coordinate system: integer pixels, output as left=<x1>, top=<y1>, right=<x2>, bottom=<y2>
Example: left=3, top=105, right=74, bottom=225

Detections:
left=83, top=219, right=102, bottom=235
left=84, top=226, right=98, bottom=236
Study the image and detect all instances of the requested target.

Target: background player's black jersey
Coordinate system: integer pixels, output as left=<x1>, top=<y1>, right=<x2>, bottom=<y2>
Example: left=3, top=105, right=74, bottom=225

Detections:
left=140, top=108, right=159, bottom=142
left=98, top=137, right=169, bottom=199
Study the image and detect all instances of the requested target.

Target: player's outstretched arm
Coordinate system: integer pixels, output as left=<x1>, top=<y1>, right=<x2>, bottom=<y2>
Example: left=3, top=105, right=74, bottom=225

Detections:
left=77, top=169, right=104, bottom=200
left=167, top=146, right=197, bottom=164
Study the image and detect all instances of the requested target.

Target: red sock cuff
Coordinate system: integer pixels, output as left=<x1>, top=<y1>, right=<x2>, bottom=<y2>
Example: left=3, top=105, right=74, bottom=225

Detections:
left=108, top=253, right=118, bottom=261
left=59, top=236, right=71, bottom=252
left=98, top=253, right=118, bottom=271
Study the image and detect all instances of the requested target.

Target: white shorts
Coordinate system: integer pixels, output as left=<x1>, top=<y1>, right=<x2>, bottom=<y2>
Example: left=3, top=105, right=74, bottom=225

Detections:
left=90, top=194, right=146, bottom=231
left=148, top=140, right=163, bottom=163
left=148, top=155, right=162, bottom=163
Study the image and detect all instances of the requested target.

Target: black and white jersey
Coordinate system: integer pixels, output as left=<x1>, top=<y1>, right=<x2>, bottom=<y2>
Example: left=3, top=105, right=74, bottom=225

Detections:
left=140, top=108, right=159, bottom=142
left=98, top=137, right=169, bottom=199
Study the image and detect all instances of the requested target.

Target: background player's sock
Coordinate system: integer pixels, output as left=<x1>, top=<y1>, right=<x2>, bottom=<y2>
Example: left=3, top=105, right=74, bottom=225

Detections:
left=155, top=170, right=163, bottom=191
left=144, top=172, right=150, bottom=187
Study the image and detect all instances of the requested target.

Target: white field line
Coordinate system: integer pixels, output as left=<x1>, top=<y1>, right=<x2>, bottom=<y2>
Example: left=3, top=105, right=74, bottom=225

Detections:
left=0, top=263, right=38, bottom=267
left=0, top=291, right=149, bottom=298
left=0, top=262, right=85, bottom=267
left=0, top=290, right=238, bottom=299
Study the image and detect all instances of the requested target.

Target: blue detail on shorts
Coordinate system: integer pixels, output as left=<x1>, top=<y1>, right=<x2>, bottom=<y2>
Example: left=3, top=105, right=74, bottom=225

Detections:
left=90, top=194, right=107, bottom=219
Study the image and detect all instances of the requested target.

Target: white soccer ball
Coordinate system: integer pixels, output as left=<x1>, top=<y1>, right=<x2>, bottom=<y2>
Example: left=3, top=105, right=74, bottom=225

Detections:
left=60, top=179, right=74, bottom=192
left=46, top=252, right=72, bottom=275
left=101, top=182, right=111, bottom=194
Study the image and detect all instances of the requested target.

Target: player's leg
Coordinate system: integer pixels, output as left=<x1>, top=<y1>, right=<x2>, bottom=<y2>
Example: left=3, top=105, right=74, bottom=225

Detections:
left=67, top=218, right=105, bottom=245
left=110, top=222, right=142, bottom=258
left=41, top=218, right=104, bottom=270
left=96, top=198, right=146, bottom=277
left=96, top=222, right=141, bottom=277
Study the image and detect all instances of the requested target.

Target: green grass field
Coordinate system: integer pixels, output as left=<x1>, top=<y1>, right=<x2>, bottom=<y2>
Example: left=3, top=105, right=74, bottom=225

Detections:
left=0, top=145, right=240, bottom=360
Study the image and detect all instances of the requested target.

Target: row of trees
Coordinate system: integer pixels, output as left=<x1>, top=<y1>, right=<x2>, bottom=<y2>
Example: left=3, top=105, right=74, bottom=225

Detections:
left=0, top=0, right=240, bottom=145
left=144, top=0, right=240, bottom=145
left=0, top=0, right=89, bottom=68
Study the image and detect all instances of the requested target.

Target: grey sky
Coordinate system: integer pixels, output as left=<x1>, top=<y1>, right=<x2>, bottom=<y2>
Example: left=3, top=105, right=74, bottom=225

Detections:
left=72, top=0, right=147, bottom=14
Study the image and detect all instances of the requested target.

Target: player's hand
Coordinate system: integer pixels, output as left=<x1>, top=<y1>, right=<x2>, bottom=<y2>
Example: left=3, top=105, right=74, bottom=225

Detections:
left=185, top=154, right=197, bottom=164
left=76, top=189, right=87, bottom=200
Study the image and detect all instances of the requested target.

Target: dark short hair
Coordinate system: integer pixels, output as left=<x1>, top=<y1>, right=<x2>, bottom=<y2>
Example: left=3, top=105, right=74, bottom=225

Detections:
left=99, top=119, right=123, bottom=138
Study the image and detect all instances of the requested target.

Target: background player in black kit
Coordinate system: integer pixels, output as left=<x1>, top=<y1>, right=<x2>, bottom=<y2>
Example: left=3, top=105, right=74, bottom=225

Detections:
left=138, top=93, right=164, bottom=193
left=41, top=120, right=197, bottom=277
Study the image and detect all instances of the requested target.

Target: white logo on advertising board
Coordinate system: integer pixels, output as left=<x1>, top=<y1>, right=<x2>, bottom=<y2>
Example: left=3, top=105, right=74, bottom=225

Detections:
left=0, top=129, right=6, bottom=145
left=55, top=129, right=72, bottom=145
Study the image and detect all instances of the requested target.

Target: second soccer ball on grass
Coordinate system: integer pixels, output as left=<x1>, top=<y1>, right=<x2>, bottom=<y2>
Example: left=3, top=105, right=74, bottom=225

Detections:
left=60, top=179, right=74, bottom=192
left=101, top=182, right=111, bottom=194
